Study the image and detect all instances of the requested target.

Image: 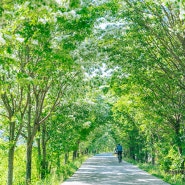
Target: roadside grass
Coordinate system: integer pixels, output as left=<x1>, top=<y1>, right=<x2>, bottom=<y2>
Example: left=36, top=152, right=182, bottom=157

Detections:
left=60, top=156, right=88, bottom=183
left=0, top=143, right=89, bottom=185
left=34, top=155, right=89, bottom=185
left=124, top=158, right=185, bottom=185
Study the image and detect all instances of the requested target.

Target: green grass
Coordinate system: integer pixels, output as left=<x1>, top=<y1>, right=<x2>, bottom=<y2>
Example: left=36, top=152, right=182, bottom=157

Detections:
left=124, top=158, right=185, bottom=185
left=0, top=144, right=89, bottom=185
left=34, top=155, right=89, bottom=185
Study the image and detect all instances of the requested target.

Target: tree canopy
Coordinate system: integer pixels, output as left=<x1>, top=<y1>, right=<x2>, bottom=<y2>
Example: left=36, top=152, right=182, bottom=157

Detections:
left=0, top=0, right=185, bottom=184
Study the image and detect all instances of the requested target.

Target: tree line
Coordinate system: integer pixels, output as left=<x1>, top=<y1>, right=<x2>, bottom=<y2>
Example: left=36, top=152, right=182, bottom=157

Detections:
left=0, top=0, right=114, bottom=184
left=76, top=0, right=185, bottom=183
left=106, top=0, right=185, bottom=180
left=0, top=0, right=185, bottom=184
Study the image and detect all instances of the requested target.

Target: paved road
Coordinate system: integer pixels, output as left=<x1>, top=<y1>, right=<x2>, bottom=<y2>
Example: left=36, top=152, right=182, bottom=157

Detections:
left=61, top=153, right=170, bottom=185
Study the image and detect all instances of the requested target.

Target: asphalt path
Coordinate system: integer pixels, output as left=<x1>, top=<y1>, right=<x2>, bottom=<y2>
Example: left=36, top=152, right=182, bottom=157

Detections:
left=61, top=153, right=170, bottom=185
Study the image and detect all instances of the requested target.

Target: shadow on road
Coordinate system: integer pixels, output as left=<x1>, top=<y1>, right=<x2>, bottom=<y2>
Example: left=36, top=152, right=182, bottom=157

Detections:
left=61, top=153, right=170, bottom=185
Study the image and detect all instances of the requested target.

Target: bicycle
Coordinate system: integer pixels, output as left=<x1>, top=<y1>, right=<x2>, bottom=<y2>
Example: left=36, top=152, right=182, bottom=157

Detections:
left=117, top=152, right=122, bottom=163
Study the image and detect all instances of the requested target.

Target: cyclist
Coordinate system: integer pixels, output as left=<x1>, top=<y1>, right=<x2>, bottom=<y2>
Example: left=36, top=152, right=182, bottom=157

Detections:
left=116, top=144, right=122, bottom=162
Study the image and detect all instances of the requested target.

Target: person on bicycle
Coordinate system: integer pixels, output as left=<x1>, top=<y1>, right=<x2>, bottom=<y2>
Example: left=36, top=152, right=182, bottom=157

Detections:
left=116, top=144, right=123, bottom=159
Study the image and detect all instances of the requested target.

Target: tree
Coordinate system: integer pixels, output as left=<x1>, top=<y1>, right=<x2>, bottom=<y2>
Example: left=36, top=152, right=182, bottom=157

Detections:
left=106, top=0, right=185, bottom=171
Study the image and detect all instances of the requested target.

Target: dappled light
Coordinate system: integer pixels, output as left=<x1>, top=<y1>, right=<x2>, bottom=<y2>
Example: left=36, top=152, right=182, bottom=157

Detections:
left=1, top=0, right=185, bottom=185
left=61, top=153, right=169, bottom=185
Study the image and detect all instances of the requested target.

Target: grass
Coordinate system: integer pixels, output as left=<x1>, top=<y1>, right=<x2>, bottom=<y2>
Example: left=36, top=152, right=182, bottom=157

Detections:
left=0, top=143, right=89, bottom=185
left=34, top=155, right=89, bottom=185
left=124, top=158, right=185, bottom=185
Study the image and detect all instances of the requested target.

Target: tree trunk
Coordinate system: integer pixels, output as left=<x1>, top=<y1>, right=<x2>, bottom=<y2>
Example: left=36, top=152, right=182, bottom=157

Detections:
left=1, top=89, right=27, bottom=185
left=57, top=154, right=61, bottom=172
left=129, top=146, right=135, bottom=160
left=7, top=120, right=15, bottom=185
left=26, top=141, right=33, bottom=185
left=7, top=145, right=15, bottom=185
left=152, top=155, right=155, bottom=165
left=175, top=128, right=184, bottom=170
left=151, top=148, right=155, bottom=165
left=172, top=116, right=184, bottom=171
left=65, top=152, right=69, bottom=164
left=73, top=141, right=80, bottom=160
left=73, top=150, right=78, bottom=161
left=41, top=124, right=48, bottom=179
left=36, top=137, right=41, bottom=178
left=26, top=87, right=32, bottom=185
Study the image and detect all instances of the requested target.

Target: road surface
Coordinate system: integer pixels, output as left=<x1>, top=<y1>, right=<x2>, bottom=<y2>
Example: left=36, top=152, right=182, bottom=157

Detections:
left=61, top=153, right=170, bottom=185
